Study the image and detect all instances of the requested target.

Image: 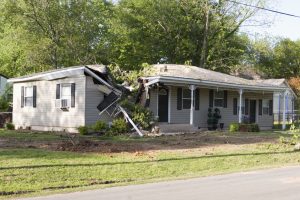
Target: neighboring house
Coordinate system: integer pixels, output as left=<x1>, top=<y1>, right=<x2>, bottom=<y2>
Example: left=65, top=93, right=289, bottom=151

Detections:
left=0, top=74, right=8, bottom=96
left=139, top=64, right=296, bottom=131
left=8, top=65, right=122, bottom=133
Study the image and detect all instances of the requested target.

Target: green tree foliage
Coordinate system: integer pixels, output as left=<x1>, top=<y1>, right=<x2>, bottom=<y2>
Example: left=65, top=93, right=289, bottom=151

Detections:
left=108, top=0, right=263, bottom=72
left=253, top=38, right=300, bottom=78
left=0, top=0, right=268, bottom=77
left=0, top=0, right=111, bottom=77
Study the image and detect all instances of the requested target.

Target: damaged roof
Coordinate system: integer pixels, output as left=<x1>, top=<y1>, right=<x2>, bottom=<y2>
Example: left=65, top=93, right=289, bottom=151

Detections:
left=144, top=64, right=291, bottom=92
left=8, top=64, right=121, bottom=94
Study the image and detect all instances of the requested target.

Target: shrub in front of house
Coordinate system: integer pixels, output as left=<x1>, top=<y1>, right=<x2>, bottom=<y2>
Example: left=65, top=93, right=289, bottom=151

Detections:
left=110, top=118, right=128, bottom=135
left=77, top=126, right=89, bottom=135
left=229, top=123, right=239, bottom=132
left=5, top=123, right=15, bottom=130
left=92, top=120, right=108, bottom=132
left=120, top=99, right=154, bottom=130
left=229, top=123, right=260, bottom=133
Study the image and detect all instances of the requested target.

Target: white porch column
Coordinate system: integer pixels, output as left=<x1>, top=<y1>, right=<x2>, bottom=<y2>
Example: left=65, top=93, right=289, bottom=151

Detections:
left=238, top=89, right=243, bottom=123
left=190, top=85, right=195, bottom=125
left=282, top=90, right=287, bottom=130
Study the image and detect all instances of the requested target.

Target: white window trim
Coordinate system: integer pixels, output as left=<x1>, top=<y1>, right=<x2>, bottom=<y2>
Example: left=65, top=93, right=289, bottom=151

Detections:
left=60, top=83, right=72, bottom=101
left=214, top=90, right=224, bottom=108
left=55, top=83, right=72, bottom=109
left=24, top=86, right=33, bottom=107
left=262, top=99, right=270, bottom=115
left=182, top=88, right=192, bottom=110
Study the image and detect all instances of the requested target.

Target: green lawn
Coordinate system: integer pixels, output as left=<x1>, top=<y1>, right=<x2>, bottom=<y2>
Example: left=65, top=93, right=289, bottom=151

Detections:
left=0, top=130, right=299, bottom=199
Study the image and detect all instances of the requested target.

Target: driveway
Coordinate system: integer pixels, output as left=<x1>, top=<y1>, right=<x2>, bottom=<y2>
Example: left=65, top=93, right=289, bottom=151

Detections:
left=20, top=166, right=300, bottom=200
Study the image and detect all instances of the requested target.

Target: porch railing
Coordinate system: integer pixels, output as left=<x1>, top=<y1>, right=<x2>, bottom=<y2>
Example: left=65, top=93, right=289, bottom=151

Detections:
left=273, top=111, right=300, bottom=128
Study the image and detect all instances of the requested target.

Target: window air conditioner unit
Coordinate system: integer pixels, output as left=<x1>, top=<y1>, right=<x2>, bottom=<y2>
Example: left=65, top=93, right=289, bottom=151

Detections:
left=55, top=99, right=70, bottom=110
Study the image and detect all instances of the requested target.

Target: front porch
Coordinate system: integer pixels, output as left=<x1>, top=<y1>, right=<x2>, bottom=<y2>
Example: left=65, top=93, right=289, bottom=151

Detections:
left=147, top=83, right=287, bottom=131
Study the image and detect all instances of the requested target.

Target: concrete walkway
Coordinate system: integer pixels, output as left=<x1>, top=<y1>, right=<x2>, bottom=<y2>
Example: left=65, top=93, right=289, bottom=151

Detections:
left=20, top=166, right=300, bottom=200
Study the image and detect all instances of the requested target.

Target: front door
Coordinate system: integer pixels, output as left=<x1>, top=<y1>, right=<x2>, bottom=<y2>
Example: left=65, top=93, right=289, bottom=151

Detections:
left=158, top=88, right=168, bottom=122
left=249, top=100, right=256, bottom=123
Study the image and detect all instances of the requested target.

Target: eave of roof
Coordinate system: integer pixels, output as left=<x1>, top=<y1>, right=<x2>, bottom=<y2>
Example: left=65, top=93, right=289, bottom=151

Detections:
left=144, top=76, right=287, bottom=92
left=7, top=66, right=122, bottom=95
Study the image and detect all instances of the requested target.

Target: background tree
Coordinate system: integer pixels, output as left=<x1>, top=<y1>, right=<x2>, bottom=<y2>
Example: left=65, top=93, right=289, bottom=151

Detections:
left=0, top=0, right=111, bottom=76
left=252, top=38, right=300, bottom=78
left=108, top=0, right=266, bottom=72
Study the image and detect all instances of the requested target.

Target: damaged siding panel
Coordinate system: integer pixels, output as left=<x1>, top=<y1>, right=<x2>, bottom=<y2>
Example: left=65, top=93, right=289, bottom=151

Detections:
left=84, top=76, right=113, bottom=125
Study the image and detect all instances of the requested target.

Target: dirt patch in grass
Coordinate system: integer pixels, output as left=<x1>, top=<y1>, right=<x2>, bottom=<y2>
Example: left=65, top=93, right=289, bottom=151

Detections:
left=0, top=132, right=281, bottom=153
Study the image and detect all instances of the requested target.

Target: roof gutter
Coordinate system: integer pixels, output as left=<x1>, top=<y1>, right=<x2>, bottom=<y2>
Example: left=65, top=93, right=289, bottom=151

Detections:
left=144, top=76, right=287, bottom=92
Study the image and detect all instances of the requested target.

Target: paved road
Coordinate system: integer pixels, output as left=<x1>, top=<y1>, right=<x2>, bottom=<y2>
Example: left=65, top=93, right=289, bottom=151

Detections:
left=20, top=166, right=300, bottom=200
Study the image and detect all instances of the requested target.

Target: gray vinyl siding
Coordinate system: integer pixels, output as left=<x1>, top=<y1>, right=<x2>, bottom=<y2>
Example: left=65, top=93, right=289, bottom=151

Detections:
left=12, top=76, right=86, bottom=132
left=169, top=86, right=190, bottom=124
left=149, top=86, right=274, bottom=129
left=84, top=76, right=113, bottom=125
left=149, top=89, right=158, bottom=117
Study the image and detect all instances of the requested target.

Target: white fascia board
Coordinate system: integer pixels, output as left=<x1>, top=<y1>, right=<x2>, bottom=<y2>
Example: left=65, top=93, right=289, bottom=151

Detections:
left=144, top=76, right=286, bottom=92
left=7, top=67, right=86, bottom=83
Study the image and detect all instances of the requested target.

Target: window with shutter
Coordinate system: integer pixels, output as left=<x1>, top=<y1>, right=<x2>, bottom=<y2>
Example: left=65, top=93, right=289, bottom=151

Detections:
left=233, top=98, right=237, bottom=115
left=177, top=88, right=182, bottom=110
left=262, top=99, right=269, bottom=115
left=209, top=90, right=214, bottom=107
left=223, top=90, right=228, bottom=108
left=269, top=100, right=273, bottom=115
left=33, top=86, right=37, bottom=108
left=24, top=86, right=33, bottom=107
left=214, top=90, right=224, bottom=107
left=259, top=99, right=262, bottom=115
left=71, top=83, right=75, bottom=107
left=55, top=83, right=75, bottom=109
left=195, top=89, right=200, bottom=110
left=182, top=89, right=191, bottom=109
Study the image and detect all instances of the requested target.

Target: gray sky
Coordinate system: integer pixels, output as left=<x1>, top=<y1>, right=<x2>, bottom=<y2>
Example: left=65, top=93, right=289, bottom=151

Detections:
left=240, top=0, right=300, bottom=40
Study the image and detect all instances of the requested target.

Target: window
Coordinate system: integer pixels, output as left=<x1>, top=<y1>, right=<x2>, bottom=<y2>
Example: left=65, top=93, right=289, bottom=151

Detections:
left=61, top=84, right=71, bottom=100
left=214, top=90, right=224, bottom=107
left=263, top=99, right=269, bottom=115
left=24, top=86, right=33, bottom=107
left=182, top=89, right=191, bottom=109
left=56, top=83, right=75, bottom=109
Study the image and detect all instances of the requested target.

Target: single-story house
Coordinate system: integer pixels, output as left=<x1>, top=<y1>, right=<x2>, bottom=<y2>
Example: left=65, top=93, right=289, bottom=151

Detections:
left=8, top=64, right=296, bottom=133
left=8, top=65, right=123, bottom=133
left=0, top=74, right=8, bottom=96
left=138, top=64, right=296, bottom=131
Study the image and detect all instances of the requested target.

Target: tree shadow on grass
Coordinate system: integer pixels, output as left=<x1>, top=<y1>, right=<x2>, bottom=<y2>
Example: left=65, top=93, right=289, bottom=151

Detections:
left=0, top=150, right=297, bottom=171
